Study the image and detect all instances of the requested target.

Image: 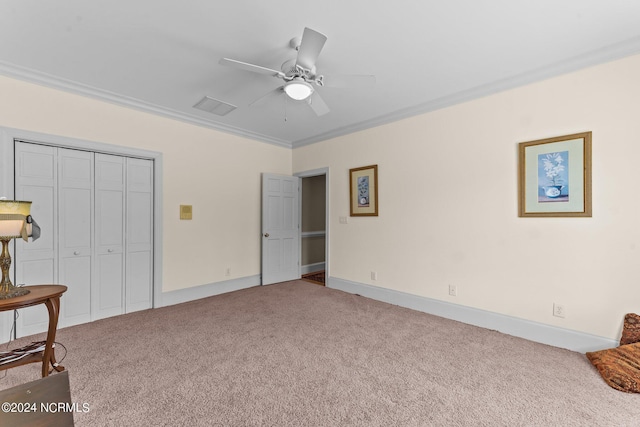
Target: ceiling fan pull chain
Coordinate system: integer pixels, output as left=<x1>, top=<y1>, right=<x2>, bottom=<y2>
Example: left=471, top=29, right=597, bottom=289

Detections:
left=284, top=96, right=288, bottom=122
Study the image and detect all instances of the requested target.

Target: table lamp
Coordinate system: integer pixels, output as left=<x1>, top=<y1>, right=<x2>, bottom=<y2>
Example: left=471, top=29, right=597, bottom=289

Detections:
left=0, top=199, right=35, bottom=299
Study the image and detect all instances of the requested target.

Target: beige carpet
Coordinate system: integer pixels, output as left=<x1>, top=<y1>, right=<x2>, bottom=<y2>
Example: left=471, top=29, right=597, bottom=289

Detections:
left=1, top=280, right=638, bottom=426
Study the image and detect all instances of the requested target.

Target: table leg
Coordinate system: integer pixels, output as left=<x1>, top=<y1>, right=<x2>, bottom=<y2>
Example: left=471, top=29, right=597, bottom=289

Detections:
left=42, top=296, right=65, bottom=377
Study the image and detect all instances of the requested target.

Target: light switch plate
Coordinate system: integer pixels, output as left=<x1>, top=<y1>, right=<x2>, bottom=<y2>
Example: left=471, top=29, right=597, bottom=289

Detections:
left=180, top=205, right=192, bottom=220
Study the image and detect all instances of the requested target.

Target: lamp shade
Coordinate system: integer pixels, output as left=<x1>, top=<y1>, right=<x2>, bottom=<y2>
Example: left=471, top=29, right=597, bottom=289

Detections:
left=0, top=200, right=32, bottom=239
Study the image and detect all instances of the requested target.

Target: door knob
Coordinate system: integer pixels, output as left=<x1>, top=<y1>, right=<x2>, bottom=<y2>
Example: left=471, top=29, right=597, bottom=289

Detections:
left=108, top=249, right=114, bottom=253
left=73, top=251, right=80, bottom=255
left=264, top=233, right=269, bottom=237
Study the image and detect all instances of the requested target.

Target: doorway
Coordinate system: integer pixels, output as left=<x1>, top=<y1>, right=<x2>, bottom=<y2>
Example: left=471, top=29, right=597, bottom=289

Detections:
left=297, top=169, right=328, bottom=286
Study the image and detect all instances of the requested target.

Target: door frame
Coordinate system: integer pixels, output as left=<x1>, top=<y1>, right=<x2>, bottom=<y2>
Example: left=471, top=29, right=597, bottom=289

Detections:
left=295, top=167, right=330, bottom=284
left=0, top=126, right=163, bottom=328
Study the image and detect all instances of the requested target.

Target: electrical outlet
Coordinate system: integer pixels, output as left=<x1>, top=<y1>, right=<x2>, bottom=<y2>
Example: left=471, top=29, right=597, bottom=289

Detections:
left=371, top=271, right=377, bottom=281
left=449, top=285, right=457, bottom=296
left=225, top=267, right=231, bottom=277
left=339, top=216, right=348, bottom=224
left=553, top=303, right=566, bottom=318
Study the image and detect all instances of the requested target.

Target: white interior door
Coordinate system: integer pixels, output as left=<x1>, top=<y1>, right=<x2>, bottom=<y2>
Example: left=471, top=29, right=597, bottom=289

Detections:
left=262, top=173, right=300, bottom=285
left=125, top=158, right=153, bottom=312
left=58, top=148, right=93, bottom=327
left=94, top=153, right=125, bottom=320
left=15, top=142, right=58, bottom=336
left=15, top=145, right=95, bottom=331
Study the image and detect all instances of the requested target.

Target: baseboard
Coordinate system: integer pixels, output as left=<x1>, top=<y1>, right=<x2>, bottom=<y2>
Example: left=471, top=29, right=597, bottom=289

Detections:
left=327, top=277, right=617, bottom=353
left=161, top=275, right=260, bottom=307
left=301, top=262, right=325, bottom=275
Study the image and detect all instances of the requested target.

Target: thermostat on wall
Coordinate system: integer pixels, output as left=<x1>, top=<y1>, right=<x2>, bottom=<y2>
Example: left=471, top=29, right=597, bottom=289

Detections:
left=180, top=205, right=192, bottom=220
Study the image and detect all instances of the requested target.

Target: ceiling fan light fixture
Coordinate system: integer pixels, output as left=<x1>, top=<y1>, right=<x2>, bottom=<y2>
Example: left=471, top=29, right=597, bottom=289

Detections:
left=284, top=79, right=313, bottom=100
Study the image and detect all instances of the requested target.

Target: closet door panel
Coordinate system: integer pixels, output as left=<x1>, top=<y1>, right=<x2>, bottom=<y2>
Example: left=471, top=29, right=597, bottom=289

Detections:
left=127, top=251, right=152, bottom=306
left=60, top=188, right=92, bottom=248
left=125, top=158, right=153, bottom=312
left=96, top=253, right=124, bottom=314
left=14, top=142, right=58, bottom=336
left=15, top=143, right=57, bottom=267
left=60, top=256, right=91, bottom=319
left=20, top=259, right=55, bottom=288
left=17, top=185, right=56, bottom=264
left=127, top=193, right=152, bottom=251
left=94, top=154, right=125, bottom=319
left=58, top=148, right=93, bottom=328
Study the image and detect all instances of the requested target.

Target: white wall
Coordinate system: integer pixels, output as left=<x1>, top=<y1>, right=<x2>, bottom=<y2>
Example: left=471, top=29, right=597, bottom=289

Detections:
left=293, top=53, right=640, bottom=342
left=0, top=75, right=292, bottom=293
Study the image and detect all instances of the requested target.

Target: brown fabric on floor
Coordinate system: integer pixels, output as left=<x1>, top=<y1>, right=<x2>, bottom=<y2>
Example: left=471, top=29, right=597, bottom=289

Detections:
left=586, top=342, right=640, bottom=393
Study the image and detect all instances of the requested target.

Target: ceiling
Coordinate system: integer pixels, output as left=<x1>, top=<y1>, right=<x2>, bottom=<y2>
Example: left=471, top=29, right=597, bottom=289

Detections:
left=2, top=1, right=640, bottom=149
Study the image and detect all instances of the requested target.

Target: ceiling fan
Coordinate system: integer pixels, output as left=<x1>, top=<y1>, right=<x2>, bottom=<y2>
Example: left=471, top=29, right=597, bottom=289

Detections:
left=219, top=27, right=375, bottom=117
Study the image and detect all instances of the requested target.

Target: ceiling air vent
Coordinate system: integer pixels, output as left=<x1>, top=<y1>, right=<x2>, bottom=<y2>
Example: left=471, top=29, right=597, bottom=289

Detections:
left=193, top=96, right=237, bottom=116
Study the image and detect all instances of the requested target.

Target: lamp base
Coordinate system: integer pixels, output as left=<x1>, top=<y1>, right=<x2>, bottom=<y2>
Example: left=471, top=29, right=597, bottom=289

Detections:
left=0, top=238, right=30, bottom=299
left=0, top=285, right=30, bottom=300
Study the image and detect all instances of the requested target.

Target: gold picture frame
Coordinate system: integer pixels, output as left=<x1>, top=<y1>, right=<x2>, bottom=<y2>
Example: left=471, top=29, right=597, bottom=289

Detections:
left=350, top=165, right=378, bottom=216
left=518, top=132, right=592, bottom=217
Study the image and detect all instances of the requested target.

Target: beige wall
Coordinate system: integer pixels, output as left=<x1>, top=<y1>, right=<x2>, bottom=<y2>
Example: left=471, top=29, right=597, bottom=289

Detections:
left=0, top=75, right=292, bottom=292
left=293, top=53, right=640, bottom=341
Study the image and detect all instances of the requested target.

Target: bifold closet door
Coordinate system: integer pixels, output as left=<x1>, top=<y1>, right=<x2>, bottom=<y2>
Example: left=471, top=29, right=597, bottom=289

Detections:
left=14, top=142, right=154, bottom=337
left=94, top=156, right=152, bottom=316
left=93, top=154, right=125, bottom=320
left=125, top=158, right=153, bottom=313
left=14, top=143, right=58, bottom=336
left=15, top=145, right=94, bottom=332
left=57, top=148, right=94, bottom=327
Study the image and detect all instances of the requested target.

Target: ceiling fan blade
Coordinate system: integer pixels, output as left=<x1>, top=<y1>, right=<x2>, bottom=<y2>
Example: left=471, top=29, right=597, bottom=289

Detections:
left=295, top=27, right=327, bottom=71
left=219, top=58, right=284, bottom=78
left=249, top=87, right=284, bottom=107
left=307, top=91, right=330, bottom=116
left=322, top=74, right=376, bottom=89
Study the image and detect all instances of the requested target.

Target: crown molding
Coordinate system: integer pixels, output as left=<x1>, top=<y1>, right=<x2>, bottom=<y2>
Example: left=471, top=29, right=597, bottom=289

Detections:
left=292, top=36, right=640, bottom=148
left=0, top=60, right=293, bottom=149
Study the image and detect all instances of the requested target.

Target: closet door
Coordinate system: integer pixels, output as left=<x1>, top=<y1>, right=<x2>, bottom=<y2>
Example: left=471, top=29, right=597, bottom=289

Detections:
left=58, top=148, right=93, bottom=328
left=93, top=154, right=125, bottom=320
left=13, top=142, right=154, bottom=337
left=14, top=143, right=58, bottom=336
left=125, top=158, right=153, bottom=312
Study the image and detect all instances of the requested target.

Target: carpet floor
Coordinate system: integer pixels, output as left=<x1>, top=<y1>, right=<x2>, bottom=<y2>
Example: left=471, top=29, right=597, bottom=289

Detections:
left=0, top=280, right=638, bottom=426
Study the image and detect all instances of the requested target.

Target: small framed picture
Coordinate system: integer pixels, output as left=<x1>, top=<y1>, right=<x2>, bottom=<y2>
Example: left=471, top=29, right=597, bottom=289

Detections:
left=518, top=132, right=592, bottom=217
left=350, top=165, right=378, bottom=216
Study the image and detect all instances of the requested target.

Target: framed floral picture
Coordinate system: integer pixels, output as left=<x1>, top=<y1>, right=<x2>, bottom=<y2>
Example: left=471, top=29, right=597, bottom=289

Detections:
left=350, top=165, right=378, bottom=216
left=518, top=132, right=592, bottom=217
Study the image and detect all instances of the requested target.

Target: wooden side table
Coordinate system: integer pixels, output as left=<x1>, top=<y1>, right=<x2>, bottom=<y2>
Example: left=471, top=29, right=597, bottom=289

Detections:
left=0, top=285, right=67, bottom=377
